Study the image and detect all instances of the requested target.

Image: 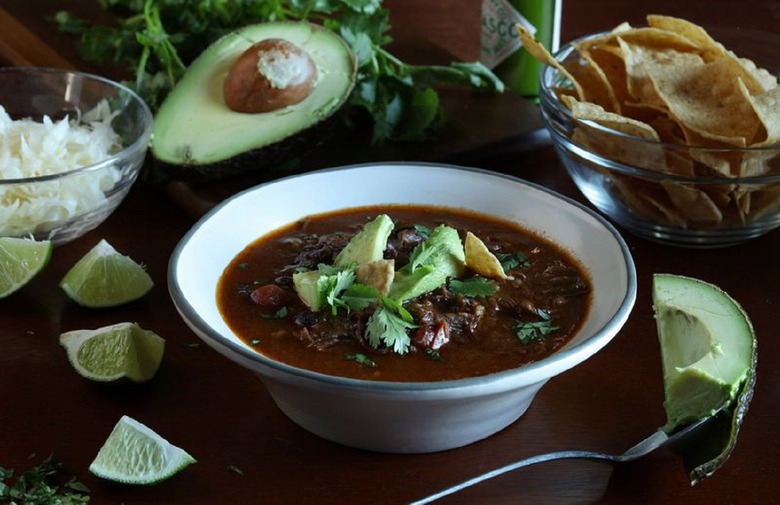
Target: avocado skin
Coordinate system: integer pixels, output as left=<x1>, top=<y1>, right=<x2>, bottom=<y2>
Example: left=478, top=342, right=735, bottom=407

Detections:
left=151, top=21, right=357, bottom=182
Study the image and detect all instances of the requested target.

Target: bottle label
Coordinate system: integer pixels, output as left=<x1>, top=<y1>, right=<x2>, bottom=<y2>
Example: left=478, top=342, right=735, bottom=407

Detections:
left=480, top=0, right=536, bottom=69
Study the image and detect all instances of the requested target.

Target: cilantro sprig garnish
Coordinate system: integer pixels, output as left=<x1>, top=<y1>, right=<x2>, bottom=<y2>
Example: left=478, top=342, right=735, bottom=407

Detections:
left=366, top=297, right=416, bottom=354
left=312, top=262, right=417, bottom=354
left=317, top=264, right=358, bottom=315
left=54, top=0, right=504, bottom=143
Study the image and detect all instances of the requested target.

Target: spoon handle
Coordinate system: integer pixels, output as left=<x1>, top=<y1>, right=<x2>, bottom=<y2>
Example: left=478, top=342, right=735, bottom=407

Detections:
left=409, top=448, right=620, bottom=505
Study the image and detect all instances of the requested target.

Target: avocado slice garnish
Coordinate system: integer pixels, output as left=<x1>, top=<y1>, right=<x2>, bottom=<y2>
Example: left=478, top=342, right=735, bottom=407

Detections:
left=334, top=214, right=395, bottom=269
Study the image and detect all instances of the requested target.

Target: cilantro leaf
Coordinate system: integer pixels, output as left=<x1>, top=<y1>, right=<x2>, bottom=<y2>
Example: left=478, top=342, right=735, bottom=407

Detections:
left=496, top=252, right=529, bottom=272
left=379, top=296, right=415, bottom=323
left=345, top=353, right=377, bottom=367
left=260, top=306, right=288, bottom=319
left=449, top=277, right=497, bottom=297
left=425, top=348, right=444, bottom=362
left=366, top=298, right=416, bottom=354
left=340, top=283, right=381, bottom=311
left=514, top=311, right=559, bottom=344
left=316, top=265, right=357, bottom=315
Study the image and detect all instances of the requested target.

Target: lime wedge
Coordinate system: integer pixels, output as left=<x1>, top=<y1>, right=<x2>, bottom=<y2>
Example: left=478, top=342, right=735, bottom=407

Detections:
left=0, top=237, right=52, bottom=298
left=59, top=322, right=165, bottom=383
left=60, top=239, right=153, bottom=307
left=90, top=415, right=196, bottom=485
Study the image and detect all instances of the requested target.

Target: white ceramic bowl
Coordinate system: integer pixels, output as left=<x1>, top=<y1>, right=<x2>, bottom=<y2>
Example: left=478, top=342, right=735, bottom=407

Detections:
left=168, top=163, right=637, bottom=453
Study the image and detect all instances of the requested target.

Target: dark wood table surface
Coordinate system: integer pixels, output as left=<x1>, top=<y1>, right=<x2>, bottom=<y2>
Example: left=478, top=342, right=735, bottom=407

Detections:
left=1, top=1, right=778, bottom=504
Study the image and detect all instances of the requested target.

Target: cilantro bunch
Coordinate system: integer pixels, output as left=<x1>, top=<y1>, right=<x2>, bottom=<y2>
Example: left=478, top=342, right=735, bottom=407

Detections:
left=55, top=0, right=504, bottom=143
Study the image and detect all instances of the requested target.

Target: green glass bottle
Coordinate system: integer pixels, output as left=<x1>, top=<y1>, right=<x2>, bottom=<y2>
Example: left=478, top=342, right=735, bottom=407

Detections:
left=481, top=0, right=561, bottom=98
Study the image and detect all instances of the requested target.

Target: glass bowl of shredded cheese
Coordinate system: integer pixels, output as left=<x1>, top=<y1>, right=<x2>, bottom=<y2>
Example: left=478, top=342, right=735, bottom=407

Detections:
left=0, top=67, right=152, bottom=245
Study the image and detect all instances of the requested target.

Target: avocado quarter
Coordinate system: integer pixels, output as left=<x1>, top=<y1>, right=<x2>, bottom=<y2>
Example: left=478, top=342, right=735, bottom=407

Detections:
left=652, top=274, right=756, bottom=432
left=151, top=21, right=357, bottom=181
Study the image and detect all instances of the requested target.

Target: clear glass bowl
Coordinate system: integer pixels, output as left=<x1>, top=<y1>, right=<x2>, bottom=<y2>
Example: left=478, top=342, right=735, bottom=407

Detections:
left=0, top=67, right=152, bottom=246
left=539, top=28, right=780, bottom=248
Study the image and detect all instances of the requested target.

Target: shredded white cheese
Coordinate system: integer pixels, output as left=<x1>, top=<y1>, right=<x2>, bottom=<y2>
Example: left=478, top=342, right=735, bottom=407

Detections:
left=0, top=102, right=123, bottom=236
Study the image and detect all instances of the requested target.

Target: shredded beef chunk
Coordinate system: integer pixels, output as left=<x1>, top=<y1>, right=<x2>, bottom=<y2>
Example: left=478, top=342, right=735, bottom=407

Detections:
left=293, top=309, right=371, bottom=351
left=385, top=227, right=426, bottom=264
left=406, top=287, right=485, bottom=348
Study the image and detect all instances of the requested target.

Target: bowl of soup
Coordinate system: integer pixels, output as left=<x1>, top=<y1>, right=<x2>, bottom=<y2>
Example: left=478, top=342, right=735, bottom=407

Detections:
left=168, top=162, right=637, bottom=453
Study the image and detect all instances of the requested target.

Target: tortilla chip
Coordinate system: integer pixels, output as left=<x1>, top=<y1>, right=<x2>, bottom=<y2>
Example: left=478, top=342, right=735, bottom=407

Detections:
left=661, top=181, right=723, bottom=223
left=569, top=50, right=621, bottom=112
left=516, top=23, right=584, bottom=100
left=579, top=44, right=632, bottom=107
left=645, top=15, right=726, bottom=61
left=738, top=81, right=780, bottom=146
left=733, top=55, right=779, bottom=94
left=645, top=57, right=762, bottom=145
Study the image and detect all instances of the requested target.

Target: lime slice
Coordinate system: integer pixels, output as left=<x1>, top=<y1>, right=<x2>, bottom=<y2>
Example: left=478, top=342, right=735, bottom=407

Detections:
left=59, top=322, right=165, bottom=383
left=0, top=237, right=52, bottom=298
left=90, top=415, right=196, bottom=485
left=60, top=239, right=153, bottom=307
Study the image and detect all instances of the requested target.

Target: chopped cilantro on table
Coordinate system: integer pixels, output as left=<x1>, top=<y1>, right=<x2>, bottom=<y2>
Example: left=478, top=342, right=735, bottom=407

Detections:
left=0, top=456, right=90, bottom=504
left=54, top=0, right=504, bottom=143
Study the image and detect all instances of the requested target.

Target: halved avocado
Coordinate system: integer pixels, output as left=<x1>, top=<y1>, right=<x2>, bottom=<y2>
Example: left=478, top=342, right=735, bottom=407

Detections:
left=151, top=21, right=357, bottom=181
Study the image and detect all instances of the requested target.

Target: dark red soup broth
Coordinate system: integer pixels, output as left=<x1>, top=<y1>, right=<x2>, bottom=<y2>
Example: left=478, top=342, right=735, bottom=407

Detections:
left=217, top=205, right=592, bottom=382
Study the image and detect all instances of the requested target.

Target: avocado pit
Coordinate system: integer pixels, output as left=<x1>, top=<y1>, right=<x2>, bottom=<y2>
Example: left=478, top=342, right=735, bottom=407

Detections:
left=223, top=38, right=317, bottom=113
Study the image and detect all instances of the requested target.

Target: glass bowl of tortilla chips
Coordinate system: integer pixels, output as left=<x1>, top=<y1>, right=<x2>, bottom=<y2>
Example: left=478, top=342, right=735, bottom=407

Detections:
left=530, top=16, right=780, bottom=247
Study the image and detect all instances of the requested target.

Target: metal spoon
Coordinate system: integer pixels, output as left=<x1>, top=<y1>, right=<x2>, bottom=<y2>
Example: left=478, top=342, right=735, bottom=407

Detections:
left=411, top=415, right=715, bottom=505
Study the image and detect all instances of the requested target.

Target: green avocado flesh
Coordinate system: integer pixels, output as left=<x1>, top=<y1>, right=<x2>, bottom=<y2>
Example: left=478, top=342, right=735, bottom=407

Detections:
left=334, top=215, right=394, bottom=268
left=151, top=21, right=356, bottom=179
left=653, top=274, right=755, bottom=432
left=389, top=225, right=466, bottom=301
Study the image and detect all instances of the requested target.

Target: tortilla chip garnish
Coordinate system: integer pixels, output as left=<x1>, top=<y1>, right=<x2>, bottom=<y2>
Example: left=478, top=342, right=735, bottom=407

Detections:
left=464, top=232, right=508, bottom=280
